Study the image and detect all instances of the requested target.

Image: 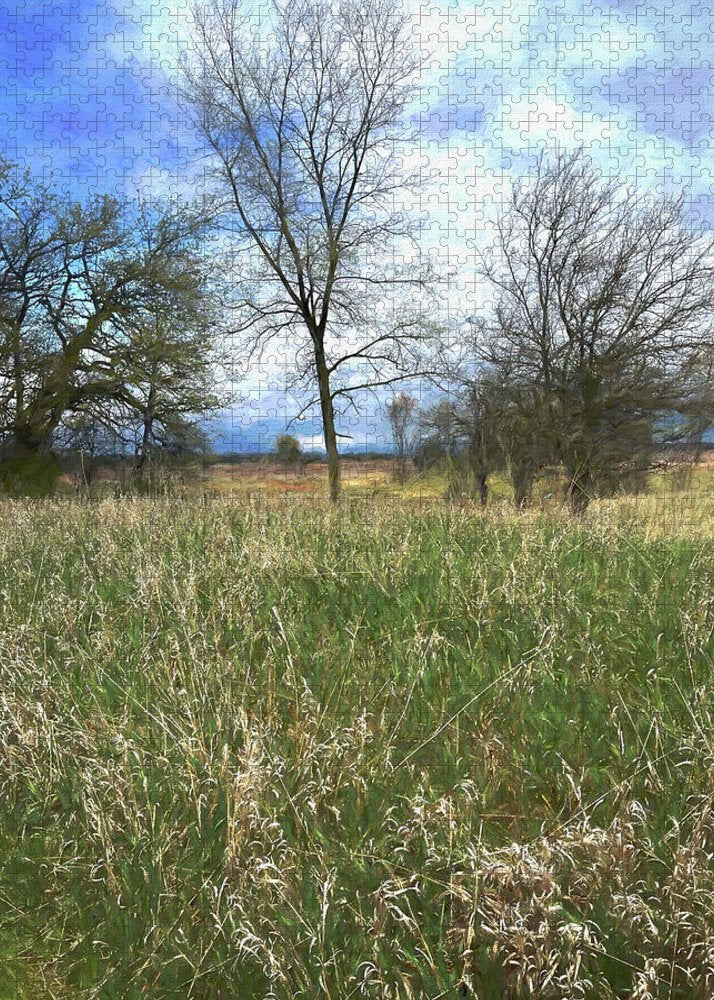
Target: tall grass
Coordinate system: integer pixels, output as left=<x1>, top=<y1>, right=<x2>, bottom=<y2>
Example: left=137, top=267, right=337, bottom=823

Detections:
left=1, top=496, right=713, bottom=998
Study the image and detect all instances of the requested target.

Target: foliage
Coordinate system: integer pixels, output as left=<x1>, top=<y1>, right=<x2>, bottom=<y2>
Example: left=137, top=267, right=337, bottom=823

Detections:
left=0, top=157, right=223, bottom=495
left=274, top=433, right=302, bottom=464
left=0, top=446, right=61, bottom=497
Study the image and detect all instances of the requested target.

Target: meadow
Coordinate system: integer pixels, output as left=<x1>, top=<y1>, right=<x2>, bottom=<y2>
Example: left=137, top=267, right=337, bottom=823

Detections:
left=1, top=490, right=714, bottom=998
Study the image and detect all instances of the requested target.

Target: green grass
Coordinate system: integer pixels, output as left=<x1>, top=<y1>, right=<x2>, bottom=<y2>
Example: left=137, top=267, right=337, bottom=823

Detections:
left=1, top=496, right=714, bottom=997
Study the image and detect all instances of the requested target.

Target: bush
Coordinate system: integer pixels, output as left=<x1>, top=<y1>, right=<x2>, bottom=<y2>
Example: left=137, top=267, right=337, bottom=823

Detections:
left=0, top=449, right=62, bottom=497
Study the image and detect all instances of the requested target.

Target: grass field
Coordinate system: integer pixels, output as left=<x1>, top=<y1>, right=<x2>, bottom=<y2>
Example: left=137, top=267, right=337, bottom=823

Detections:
left=57, top=453, right=714, bottom=502
left=1, top=494, right=714, bottom=998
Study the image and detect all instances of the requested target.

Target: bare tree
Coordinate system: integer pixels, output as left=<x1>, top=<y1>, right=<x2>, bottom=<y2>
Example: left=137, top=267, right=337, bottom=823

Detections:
left=458, top=353, right=555, bottom=507
left=454, top=377, right=509, bottom=507
left=386, top=391, right=416, bottom=483
left=475, top=149, right=714, bottom=511
left=428, top=327, right=553, bottom=508
left=180, top=0, right=435, bottom=500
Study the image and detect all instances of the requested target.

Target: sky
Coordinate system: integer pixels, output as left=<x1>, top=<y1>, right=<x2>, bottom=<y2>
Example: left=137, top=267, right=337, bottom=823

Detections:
left=1, top=0, right=713, bottom=452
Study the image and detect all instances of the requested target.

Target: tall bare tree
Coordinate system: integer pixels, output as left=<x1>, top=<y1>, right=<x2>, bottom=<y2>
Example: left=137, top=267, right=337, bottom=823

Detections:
left=180, top=0, right=434, bottom=500
left=475, top=149, right=714, bottom=511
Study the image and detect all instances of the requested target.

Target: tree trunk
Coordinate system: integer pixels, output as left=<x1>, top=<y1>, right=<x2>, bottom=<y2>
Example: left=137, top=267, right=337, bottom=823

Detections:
left=0, top=429, right=61, bottom=496
left=13, top=337, right=24, bottom=431
left=565, top=464, right=593, bottom=513
left=478, top=472, right=488, bottom=507
left=134, top=389, right=155, bottom=487
left=510, top=459, right=534, bottom=508
left=134, top=420, right=152, bottom=481
left=396, top=451, right=407, bottom=484
left=315, top=353, right=340, bottom=502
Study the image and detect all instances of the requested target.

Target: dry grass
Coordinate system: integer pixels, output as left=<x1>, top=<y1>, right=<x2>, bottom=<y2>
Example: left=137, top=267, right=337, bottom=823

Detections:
left=1, top=495, right=713, bottom=997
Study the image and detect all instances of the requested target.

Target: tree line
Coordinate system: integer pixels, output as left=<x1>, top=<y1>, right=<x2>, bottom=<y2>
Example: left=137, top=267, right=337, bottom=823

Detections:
left=2, top=0, right=713, bottom=507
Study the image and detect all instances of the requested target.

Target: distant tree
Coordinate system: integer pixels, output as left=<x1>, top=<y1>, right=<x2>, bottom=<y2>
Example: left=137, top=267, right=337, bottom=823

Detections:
left=157, top=416, right=215, bottom=472
left=459, top=377, right=510, bottom=506
left=415, top=398, right=461, bottom=469
left=475, top=149, right=714, bottom=511
left=412, top=437, right=446, bottom=472
left=386, top=392, right=417, bottom=483
left=180, top=0, right=435, bottom=501
left=275, top=433, right=302, bottom=465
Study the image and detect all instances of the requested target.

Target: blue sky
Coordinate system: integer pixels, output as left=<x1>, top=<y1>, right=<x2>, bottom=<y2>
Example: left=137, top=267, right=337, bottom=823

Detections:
left=1, top=0, right=713, bottom=451
left=0, top=0, right=202, bottom=197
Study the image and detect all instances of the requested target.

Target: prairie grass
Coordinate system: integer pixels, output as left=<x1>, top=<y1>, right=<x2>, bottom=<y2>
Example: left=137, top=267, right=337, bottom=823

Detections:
left=1, top=495, right=713, bottom=998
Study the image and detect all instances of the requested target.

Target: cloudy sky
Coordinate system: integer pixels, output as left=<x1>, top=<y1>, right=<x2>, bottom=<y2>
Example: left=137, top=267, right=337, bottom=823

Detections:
left=1, top=0, right=712, bottom=452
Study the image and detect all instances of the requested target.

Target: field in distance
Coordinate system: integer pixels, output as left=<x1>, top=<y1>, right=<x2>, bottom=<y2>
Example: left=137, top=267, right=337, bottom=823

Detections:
left=1, top=495, right=714, bottom=997
left=57, top=451, right=714, bottom=503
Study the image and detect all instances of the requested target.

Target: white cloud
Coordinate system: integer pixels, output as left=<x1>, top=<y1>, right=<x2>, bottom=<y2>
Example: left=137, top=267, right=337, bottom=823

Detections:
left=293, top=433, right=326, bottom=451
left=116, top=0, right=714, bottom=440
